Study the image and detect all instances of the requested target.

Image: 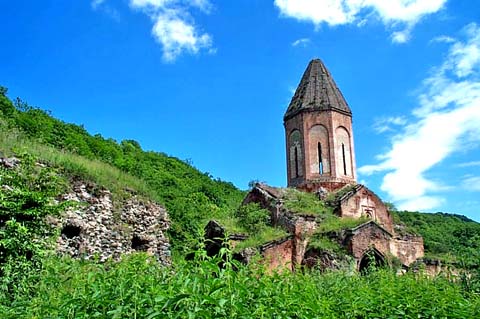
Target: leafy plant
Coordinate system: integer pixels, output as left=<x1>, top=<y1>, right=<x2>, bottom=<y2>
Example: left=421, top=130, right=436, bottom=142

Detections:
left=234, top=203, right=270, bottom=233
left=283, top=188, right=331, bottom=215
left=0, top=153, right=69, bottom=299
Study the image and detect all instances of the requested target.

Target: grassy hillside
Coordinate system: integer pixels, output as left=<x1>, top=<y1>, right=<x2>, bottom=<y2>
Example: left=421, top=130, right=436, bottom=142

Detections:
left=395, top=211, right=480, bottom=267
left=0, top=87, right=245, bottom=255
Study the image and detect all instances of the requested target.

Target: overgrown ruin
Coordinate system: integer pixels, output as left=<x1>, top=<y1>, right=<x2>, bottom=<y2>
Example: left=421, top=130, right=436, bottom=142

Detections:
left=205, top=59, right=425, bottom=272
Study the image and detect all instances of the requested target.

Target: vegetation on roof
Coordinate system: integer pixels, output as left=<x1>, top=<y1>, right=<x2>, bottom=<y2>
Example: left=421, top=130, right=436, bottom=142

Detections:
left=317, top=216, right=370, bottom=234
left=325, top=184, right=358, bottom=205
left=216, top=203, right=288, bottom=252
left=233, top=227, right=288, bottom=252
left=282, top=188, right=332, bottom=216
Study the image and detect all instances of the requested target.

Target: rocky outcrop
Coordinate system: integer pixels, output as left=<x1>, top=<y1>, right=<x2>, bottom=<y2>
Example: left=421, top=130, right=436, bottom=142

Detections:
left=53, top=181, right=171, bottom=265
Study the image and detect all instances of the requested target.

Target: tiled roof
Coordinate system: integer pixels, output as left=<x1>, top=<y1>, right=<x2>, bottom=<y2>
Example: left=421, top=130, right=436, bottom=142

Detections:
left=284, top=59, right=351, bottom=120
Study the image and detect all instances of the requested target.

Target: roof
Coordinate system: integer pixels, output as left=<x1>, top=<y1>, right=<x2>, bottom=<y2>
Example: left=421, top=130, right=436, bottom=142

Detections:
left=347, top=220, right=393, bottom=238
left=284, top=59, right=351, bottom=121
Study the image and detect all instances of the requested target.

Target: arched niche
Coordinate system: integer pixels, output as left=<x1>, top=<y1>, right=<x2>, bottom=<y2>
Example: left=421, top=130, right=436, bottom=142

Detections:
left=359, top=248, right=386, bottom=273
left=289, top=130, right=303, bottom=178
left=308, top=125, right=330, bottom=175
left=335, top=126, right=353, bottom=177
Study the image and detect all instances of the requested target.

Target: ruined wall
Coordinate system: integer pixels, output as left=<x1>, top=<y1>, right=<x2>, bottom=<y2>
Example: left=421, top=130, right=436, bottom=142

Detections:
left=340, top=187, right=393, bottom=233
left=344, top=222, right=391, bottom=261
left=53, top=182, right=171, bottom=265
left=242, top=186, right=282, bottom=225
left=390, top=235, right=424, bottom=266
left=261, top=238, right=294, bottom=272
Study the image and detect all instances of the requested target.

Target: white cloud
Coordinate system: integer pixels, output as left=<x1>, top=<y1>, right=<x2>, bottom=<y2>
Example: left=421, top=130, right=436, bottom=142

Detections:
left=391, top=29, right=411, bottom=44
left=274, top=0, right=447, bottom=43
left=129, top=0, right=213, bottom=61
left=359, top=23, right=480, bottom=211
left=431, top=35, right=456, bottom=44
left=152, top=11, right=212, bottom=61
left=91, top=0, right=120, bottom=21
left=292, top=38, right=311, bottom=47
left=463, top=176, right=480, bottom=191
left=398, top=196, right=445, bottom=211
left=457, top=161, right=480, bottom=168
left=91, top=0, right=105, bottom=9
left=373, top=116, right=407, bottom=133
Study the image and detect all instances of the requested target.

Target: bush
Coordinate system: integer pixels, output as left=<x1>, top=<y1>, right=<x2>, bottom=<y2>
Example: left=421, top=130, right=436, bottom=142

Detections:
left=0, top=153, right=68, bottom=299
left=234, top=203, right=270, bottom=233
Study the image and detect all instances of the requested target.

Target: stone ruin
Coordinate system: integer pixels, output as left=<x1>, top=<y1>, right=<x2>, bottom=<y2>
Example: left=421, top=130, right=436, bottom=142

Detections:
left=52, top=181, right=171, bottom=265
left=205, top=183, right=424, bottom=272
left=1, top=156, right=171, bottom=265
left=202, top=58, right=426, bottom=272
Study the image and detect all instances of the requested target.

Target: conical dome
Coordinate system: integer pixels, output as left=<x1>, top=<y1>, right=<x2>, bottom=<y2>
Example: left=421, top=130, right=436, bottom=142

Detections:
left=284, top=59, right=351, bottom=121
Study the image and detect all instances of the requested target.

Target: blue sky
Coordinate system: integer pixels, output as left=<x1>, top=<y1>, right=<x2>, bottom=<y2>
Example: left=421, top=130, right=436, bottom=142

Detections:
left=1, top=1, right=480, bottom=220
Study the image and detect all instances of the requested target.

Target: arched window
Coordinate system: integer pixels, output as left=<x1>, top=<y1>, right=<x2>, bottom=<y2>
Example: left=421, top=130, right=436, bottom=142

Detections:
left=318, top=142, right=323, bottom=174
left=294, top=146, right=299, bottom=178
left=342, top=143, right=347, bottom=175
left=309, top=125, right=329, bottom=175
left=336, top=126, right=352, bottom=177
left=289, top=130, right=303, bottom=178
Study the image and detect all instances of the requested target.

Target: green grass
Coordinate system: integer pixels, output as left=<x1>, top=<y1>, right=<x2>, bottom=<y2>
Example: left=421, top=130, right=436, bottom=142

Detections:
left=233, top=226, right=288, bottom=251
left=214, top=216, right=248, bottom=235
left=308, top=235, right=344, bottom=253
left=317, top=216, right=370, bottom=233
left=0, top=125, right=154, bottom=203
left=283, top=188, right=331, bottom=216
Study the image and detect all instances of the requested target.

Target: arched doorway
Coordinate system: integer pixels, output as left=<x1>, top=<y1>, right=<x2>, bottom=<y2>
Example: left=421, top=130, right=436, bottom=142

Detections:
left=359, top=248, right=385, bottom=273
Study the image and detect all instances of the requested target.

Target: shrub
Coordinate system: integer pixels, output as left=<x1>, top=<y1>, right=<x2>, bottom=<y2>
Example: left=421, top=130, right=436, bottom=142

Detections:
left=234, top=203, right=270, bottom=233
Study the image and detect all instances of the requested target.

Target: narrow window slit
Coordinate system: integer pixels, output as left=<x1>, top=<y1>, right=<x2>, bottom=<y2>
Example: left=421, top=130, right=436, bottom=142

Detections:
left=342, top=143, right=347, bottom=175
left=317, top=142, right=323, bottom=174
left=294, top=146, right=299, bottom=178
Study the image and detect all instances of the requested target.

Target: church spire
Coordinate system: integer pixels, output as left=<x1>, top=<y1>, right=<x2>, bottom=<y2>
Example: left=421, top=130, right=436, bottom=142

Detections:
left=284, top=59, right=356, bottom=192
left=284, top=59, right=351, bottom=121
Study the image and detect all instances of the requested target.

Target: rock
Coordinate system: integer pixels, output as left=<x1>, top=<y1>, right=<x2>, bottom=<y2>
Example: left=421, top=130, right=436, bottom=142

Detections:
left=0, top=156, right=20, bottom=169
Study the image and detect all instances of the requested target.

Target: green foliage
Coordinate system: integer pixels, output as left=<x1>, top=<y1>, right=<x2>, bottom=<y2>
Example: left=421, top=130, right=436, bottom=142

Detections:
left=308, top=216, right=368, bottom=254
left=394, top=211, right=480, bottom=267
left=2, top=254, right=480, bottom=318
left=307, top=235, right=344, bottom=254
left=325, top=184, right=357, bottom=203
left=234, top=227, right=288, bottom=251
left=234, top=203, right=270, bottom=233
left=0, top=153, right=68, bottom=298
left=283, top=188, right=331, bottom=215
left=317, top=216, right=369, bottom=233
left=0, top=88, right=245, bottom=254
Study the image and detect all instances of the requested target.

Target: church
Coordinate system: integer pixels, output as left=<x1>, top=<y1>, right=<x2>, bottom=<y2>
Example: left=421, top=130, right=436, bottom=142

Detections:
left=207, top=59, right=424, bottom=271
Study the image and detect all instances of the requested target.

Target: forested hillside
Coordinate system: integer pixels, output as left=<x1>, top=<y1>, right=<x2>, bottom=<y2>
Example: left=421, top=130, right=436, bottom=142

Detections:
left=395, top=211, right=480, bottom=267
left=0, top=86, right=245, bottom=254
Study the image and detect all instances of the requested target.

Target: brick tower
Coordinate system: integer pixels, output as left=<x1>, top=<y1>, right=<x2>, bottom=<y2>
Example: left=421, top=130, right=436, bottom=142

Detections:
left=284, top=59, right=356, bottom=192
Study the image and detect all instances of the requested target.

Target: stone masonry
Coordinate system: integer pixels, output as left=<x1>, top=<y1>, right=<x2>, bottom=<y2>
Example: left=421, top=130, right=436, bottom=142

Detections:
left=53, top=181, right=171, bottom=265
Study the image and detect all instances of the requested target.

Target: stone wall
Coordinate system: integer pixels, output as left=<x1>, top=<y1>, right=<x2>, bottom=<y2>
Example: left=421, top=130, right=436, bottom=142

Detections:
left=260, top=238, right=294, bottom=271
left=340, top=186, right=393, bottom=233
left=53, top=181, right=171, bottom=265
left=391, top=235, right=424, bottom=266
left=344, top=222, right=392, bottom=261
